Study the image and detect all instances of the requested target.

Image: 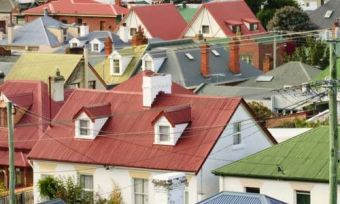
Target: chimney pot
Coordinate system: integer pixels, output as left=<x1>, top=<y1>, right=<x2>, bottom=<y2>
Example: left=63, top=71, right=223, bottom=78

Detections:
left=200, top=41, right=210, bottom=78
left=228, top=38, right=240, bottom=74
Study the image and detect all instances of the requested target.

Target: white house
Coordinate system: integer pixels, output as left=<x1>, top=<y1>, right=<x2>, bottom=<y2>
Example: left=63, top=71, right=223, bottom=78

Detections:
left=28, top=71, right=276, bottom=204
left=214, top=126, right=336, bottom=204
left=182, top=0, right=266, bottom=38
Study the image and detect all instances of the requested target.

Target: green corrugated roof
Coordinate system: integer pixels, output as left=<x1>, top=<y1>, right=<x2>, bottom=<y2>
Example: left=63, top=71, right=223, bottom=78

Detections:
left=314, top=58, right=340, bottom=80
left=178, top=7, right=198, bottom=22
left=5, top=53, right=83, bottom=83
left=94, top=45, right=147, bottom=85
left=214, top=127, right=338, bottom=183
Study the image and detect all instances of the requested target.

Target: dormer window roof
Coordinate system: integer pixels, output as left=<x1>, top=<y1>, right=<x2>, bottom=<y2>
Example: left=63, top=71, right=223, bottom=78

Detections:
left=242, top=18, right=259, bottom=24
left=73, top=103, right=111, bottom=122
left=152, top=105, right=191, bottom=127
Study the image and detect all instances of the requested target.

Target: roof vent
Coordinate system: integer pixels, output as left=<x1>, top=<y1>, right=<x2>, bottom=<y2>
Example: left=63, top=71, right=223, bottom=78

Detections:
left=211, top=49, right=220, bottom=56
left=325, top=10, right=333, bottom=18
left=185, top=53, right=194, bottom=60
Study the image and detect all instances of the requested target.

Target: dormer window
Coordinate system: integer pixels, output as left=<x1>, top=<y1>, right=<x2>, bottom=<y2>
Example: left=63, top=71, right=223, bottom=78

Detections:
left=145, top=60, right=152, bottom=70
left=73, top=103, right=111, bottom=140
left=93, top=43, right=99, bottom=52
left=230, top=25, right=241, bottom=33
left=242, top=18, right=259, bottom=31
left=249, top=23, right=258, bottom=31
left=79, top=119, right=90, bottom=136
left=109, top=50, right=133, bottom=76
left=72, top=43, right=78, bottom=48
left=152, top=105, right=191, bottom=146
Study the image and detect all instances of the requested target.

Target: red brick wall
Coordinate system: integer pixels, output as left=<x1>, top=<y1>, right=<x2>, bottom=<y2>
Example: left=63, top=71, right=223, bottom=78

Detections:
left=265, top=112, right=308, bottom=128
left=25, top=15, right=118, bottom=31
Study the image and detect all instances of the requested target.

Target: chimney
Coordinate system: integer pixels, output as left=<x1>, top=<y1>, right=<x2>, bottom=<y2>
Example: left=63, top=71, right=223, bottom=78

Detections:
left=119, top=23, right=129, bottom=43
left=228, top=38, right=240, bottom=74
left=83, top=46, right=89, bottom=88
left=104, top=37, right=113, bottom=57
left=43, top=8, right=49, bottom=16
left=151, top=172, right=187, bottom=204
left=131, top=26, right=148, bottom=46
left=7, top=24, right=14, bottom=44
left=115, top=0, right=121, bottom=6
left=200, top=40, right=210, bottom=78
left=142, top=72, right=172, bottom=107
left=262, top=54, right=273, bottom=73
left=79, top=23, right=89, bottom=37
left=52, top=68, right=65, bottom=102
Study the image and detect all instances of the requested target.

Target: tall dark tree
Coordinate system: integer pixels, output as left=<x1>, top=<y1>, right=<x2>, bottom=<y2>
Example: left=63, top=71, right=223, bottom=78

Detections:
left=267, top=6, right=315, bottom=31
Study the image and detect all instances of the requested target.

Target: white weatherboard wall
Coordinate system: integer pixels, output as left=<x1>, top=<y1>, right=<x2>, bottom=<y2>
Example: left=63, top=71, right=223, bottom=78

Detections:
left=184, top=8, right=226, bottom=38
left=32, top=103, right=273, bottom=204
left=90, top=39, right=104, bottom=53
left=194, top=103, right=274, bottom=201
left=119, top=11, right=152, bottom=40
left=220, top=176, right=337, bottom=204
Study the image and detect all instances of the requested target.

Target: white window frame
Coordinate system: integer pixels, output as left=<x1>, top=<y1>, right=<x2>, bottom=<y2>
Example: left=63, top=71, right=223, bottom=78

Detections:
left=296, top=190, right=310, bottom=204
left=133, top=178, right=148, bottom=204
left=71, top=42, right=78, bottom=48
left=202, top=25, right=210, bottom=34
left=79, top=174, right=94, bottom=202
left=79, top=119, right=90, bottom=136
left=233, top=122, right=241, bottom=145
left=159, top=125, right=170, bottom=142
left=93, top=43, right=99, bottom=52
left=144, top=60, right=153, bottom=70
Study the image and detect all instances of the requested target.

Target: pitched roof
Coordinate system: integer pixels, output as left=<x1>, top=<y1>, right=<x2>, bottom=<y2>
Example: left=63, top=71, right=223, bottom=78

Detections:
left=3, top=15, right=66, bottom=47
left=128, top=4, right=187, bottom=40
left=182, top=0, right=266, bottom=37
left=23, top=0, right=128, bottom=17
left=239, top=62, right=321, bottom=89
left=198, top=191, right=287, bottom=204
left=213, top=127, right=339, bottom=183
left=152, top=104, right=191, bottom=127
left=92, top=45, right=148, bottom=86
left=73, top=103, right=111, bottom=121
left=5, top=53, right=83, bottom=83
left=178, top=7, right=198, bottom=22
left=0, top=0, right=16, bottom=13
left=28, top=71, right=256, bottom=173
left=308, top=0, right=339, bottom=29
left=145, top=41, right=262, bottom=88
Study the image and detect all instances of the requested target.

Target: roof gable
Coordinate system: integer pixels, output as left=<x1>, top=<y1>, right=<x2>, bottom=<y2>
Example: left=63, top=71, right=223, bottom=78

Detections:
left=213, top=127, right=335, bottom=183
left=152, top=104, right=191, bottom=127
left=132, top=4, right=187, bottom=40
left=73, top=103, right=111, bottom=122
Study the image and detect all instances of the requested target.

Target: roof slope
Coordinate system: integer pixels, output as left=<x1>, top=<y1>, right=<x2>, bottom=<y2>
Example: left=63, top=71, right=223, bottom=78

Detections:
left=132, top=4, right=187, bottom=40
left=147, top=43, right=262, bottom=88
left=239, top=62, right=321, bottom=89
left=198, top=191, right=287, bottom=204
left=183, top=0, right=266, bottom=37
left=178, top=7, right=198, bottom=22
left=0, top=0, right=16, bottom=13
left=28, top=71, right=250, bottom=173
left=308, top=0, right=339, bottom=29
left=5, top=53, right=83, bottom=83
left=23, top=0, right=128, bottom=16
left=8, top=15, right=64, bottom=47
left=214, top=127, right=340, bottom=183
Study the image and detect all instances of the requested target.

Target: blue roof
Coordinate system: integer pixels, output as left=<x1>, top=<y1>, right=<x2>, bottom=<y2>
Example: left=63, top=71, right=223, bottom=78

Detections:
left=198, top=191, right=287, bottom=204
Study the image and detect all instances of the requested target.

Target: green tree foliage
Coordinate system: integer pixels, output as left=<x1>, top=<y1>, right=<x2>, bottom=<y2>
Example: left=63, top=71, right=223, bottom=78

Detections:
left=267, top=6, right=315, bottom=31
left=38, top=176, right=89, bottom=203
left=0, top=182, right=6, bottom=194
left=96, top=183, right=123, bottom=204
left=245, top=0, right=299, bottom=27
left=280, top=118, right=327, bottom=128
left=285, top=37, right=329, bottom=69
left=247, top=101, right=274, bottom=124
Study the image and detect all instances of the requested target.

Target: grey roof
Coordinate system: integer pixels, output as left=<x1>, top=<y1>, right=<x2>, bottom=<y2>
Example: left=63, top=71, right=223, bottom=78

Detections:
left=198, top=191, right=287, bottom=204
left=308, top=0, right=340, bottom=29
left=0, top=15, right=67, bottom=47
left=0, top=0, right=16, bottom=13
left=196, top=84, right=273, bottom=100
left=238, top=62, right=321, bottom=89
left=147, top=42, right=262, bottom=88
left=0, top=61, right=15, bottom=77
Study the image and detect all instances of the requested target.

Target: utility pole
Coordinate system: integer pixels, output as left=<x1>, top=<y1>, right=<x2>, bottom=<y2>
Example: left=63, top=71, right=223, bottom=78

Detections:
left=7, top=101, right=15, bottom=204
left=328, top=41, right=338, bottom=204
left=273, top=31, right=277, bottom=69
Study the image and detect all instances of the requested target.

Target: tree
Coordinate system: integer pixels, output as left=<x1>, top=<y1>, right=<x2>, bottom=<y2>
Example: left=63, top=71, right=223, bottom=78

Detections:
left=267, top=6, right=315, bottom=31
left=0, top=182, right=6, bottom=195
left=285, top=37, right=329, bottom=69
left=247, top=101, right=274, bottom=125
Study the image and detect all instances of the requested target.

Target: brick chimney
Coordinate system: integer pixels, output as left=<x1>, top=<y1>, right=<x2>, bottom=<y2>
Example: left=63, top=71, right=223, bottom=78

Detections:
left=263, top=54, right=273, bottom=73
left=228, top=38, right=240, bottom=74
left=104, top=37, right=113, bottom=57
left=131, top=26, right=148, bottom=46
left=200, top=41, right=210, bottom=78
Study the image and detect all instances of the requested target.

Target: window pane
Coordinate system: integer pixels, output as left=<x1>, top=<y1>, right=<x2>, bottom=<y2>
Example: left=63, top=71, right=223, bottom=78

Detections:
left=296, top=191, right=310, bottom=204
left=245, top=187, right=260, bottom=193
left=202, top=25, right=209, bottom=34
left=159, top=126, right=170, bottom=142
left=134, top=178, right=148, bottom=204
left=145, top=60, right=152, bottom=70
left=130, top=28, right=137, bottom=36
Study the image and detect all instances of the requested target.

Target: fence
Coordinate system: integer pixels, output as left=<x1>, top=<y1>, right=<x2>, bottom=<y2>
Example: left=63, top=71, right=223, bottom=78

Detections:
left=0, top=187, right=33, bottom=204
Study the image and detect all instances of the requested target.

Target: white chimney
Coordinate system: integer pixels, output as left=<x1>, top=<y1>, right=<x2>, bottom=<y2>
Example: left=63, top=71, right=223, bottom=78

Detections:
left=151, top=172, right=187, bottom=204
left=142, top=73, right=172, bottom=107
left=119, top=24, right=129, bottom=43
left=83, top=46, right=89, bottom=88
left=79, top=23, right=89, bottom=37
left=7, top=24, right=14, bottom=44
left=52, top=68, right=65, bottom=102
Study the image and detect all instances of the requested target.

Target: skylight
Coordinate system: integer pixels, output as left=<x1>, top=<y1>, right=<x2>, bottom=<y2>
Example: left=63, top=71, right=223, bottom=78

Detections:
left=211, top=49, right=220, bottom=56
left=256, top=75, right=274, bottom=82
left=185, top=53, right=194, bottom=60
left=324, top=10, right=333, bottom=18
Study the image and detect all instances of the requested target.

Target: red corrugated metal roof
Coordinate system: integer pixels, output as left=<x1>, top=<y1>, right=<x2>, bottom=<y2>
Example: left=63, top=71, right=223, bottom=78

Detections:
left=182, top=0, right=266, bottom=37
left=23, top=0, right=128, bottom=17
left=126, top=4, right=187, bottom=40
left=28, top=72, right=251, bottom=173
left=0, top=150, right=29, bottom=167
left=152, top=104, right=191, bottom=127
left=73, top=103, right=111, bottom=121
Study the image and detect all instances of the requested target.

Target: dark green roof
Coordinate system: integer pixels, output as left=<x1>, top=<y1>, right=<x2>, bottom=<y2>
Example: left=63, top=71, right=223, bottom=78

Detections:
left=178, top=7, right=198, bottom=22
left=214, top=127, right=337, bottom=183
